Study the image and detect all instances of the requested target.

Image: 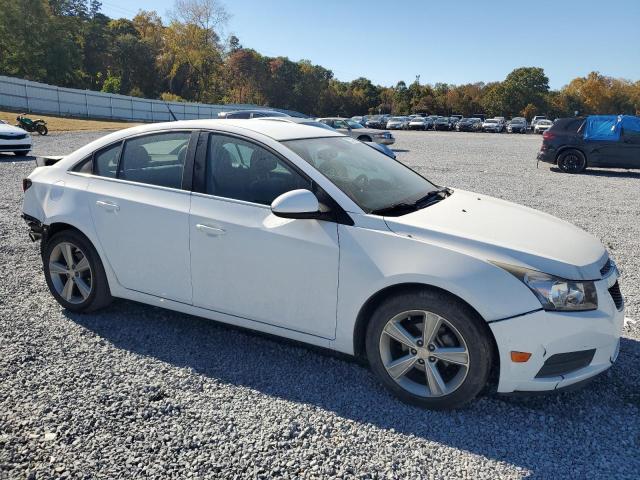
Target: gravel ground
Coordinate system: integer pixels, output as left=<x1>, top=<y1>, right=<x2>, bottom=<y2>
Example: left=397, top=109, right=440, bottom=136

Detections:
left=1, top=129, right=638, bottom=479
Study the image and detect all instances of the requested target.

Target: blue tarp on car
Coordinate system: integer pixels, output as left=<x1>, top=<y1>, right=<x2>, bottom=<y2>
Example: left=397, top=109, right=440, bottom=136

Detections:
left=583, top=115, right=620, bottom=141
left=584, top=115, right=640, bottom=141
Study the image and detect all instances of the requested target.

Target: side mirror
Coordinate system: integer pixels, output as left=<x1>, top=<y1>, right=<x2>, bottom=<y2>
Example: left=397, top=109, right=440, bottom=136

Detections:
left=271, top=189, right=321, bottom=219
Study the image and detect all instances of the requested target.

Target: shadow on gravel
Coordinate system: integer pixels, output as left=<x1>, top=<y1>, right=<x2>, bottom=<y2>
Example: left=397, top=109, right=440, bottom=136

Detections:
left=550, top=166, right=640, bottom=179
left=68, top=301, right=640, bottom=478
left=0, top=153, right=35, bottom=163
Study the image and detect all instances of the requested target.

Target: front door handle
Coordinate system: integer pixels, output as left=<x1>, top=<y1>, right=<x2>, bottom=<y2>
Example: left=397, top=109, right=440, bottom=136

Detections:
left=196, top=224, right=226, bottom=236
left=96, top=200, right=120, bottom=212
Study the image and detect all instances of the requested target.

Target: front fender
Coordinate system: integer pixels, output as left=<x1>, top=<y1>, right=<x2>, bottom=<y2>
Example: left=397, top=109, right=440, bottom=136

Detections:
left=332, top=222, right=541, bottom=355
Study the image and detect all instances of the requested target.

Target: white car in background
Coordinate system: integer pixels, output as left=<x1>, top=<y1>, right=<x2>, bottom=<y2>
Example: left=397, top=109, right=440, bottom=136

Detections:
left=22, top=120, right=624, bottom=409
left=534, top=119, right=554, bottom=134
left=0, top=120, right=32, bottom=155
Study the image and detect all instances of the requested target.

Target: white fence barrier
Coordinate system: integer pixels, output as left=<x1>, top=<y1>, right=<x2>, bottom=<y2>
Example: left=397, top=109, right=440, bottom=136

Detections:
left=0, top=75, right=268, bottom=122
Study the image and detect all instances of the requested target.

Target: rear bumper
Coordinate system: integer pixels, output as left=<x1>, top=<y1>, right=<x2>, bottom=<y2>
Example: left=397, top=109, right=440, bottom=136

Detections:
left=537, top=148, right=556, bottom=164
left=489, top=275, right=624, bottom=393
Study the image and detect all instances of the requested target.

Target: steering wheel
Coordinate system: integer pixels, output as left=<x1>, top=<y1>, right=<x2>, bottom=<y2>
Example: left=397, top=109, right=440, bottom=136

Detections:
left=354, top=173, right=369, bottom=191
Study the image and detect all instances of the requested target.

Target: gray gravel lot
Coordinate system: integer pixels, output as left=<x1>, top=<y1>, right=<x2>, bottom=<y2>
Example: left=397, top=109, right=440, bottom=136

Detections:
left=1, top=129, right=638, bottom=479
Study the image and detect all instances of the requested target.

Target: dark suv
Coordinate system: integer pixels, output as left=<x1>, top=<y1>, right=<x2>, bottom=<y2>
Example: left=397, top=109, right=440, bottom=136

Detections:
left=537, top=116, right=640, bottom=173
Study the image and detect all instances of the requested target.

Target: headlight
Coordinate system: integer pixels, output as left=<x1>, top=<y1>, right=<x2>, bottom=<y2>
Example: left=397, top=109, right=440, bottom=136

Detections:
left=494, top=263, right=598, bottom=311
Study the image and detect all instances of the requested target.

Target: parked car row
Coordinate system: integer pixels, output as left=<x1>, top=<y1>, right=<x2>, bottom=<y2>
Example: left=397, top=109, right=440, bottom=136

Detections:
left=353, top=114, right=539, bottom=134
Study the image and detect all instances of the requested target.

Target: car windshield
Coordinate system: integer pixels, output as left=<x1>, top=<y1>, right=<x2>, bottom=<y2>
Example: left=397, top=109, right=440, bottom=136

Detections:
left=390, top=117, right=405, bottom=121
left=411, top=118, right=424, bottom=122
left=283, top=137, right=438, bottom=213
left=539, top=120, right=552, bottom=125
left=485, top=119, right=497, bottom=124
left=511, top=118, right=524, bottom=123
left=347, top=120, right=364, bottom=129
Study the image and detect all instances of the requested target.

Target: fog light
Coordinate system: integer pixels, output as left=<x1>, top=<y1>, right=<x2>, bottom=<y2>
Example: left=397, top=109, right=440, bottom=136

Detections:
left=510, top=351, right=532, bottom=363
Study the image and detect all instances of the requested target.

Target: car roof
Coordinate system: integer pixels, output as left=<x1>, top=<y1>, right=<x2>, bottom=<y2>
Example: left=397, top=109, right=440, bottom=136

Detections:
left=119, top=119, right=344, bottom=141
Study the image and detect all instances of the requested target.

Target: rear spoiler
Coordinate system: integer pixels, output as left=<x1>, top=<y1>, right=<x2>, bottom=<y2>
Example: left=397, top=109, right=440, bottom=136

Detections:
left=35, top=155, right=64, bottom=167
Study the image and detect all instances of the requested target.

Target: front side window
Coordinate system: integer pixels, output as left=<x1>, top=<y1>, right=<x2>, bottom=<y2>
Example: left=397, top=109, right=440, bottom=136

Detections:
left=206, top=134, right=311, bottom=205
left=284, top=136, right=438, bottom=213
left=119, top=132, right=191, bottom=189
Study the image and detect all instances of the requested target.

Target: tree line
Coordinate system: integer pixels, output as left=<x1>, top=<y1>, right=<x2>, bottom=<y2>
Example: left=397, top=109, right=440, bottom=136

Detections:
left=1, top=0, right=639, bottom=119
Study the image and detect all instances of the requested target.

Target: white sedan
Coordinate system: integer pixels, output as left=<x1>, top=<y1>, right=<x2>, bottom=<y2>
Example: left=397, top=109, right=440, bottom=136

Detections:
left=0, top=120, right=32, bottom=155
left=534, top=119, right=554, bottom=134
left=22, top=120, right=624, bottom=409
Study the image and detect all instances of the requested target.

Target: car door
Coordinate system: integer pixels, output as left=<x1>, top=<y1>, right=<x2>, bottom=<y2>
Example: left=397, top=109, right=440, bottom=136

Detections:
left=189, top=132, right=340, bottom=339
left=587, top=135, right=628, bottom=167
left=87, top=131, right=196, bottom=303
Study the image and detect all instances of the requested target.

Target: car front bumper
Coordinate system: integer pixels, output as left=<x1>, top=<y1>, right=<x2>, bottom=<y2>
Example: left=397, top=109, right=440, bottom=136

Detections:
left=489, top=274, right=624, bottom=393
left=0, top=139, right=32, bottom=152
left=374, top=136, right=395, bottom=145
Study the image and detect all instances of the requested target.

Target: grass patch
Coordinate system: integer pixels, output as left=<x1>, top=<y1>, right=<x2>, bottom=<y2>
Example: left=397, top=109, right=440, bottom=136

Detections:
left=0, top=110, right=142, bottom=132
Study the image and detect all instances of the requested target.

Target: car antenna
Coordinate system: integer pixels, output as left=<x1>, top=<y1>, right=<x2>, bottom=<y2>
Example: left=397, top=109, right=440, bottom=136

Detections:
left=166, top=102, right=178, bottom=122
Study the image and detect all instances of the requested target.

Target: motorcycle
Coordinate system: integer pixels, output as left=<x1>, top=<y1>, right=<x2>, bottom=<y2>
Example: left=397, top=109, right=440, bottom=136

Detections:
left=16, top=114, right=48, bottom=135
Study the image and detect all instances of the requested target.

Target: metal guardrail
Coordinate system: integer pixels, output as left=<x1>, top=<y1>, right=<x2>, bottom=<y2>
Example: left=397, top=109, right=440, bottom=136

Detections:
left=0, top=75, right=270, bottom=122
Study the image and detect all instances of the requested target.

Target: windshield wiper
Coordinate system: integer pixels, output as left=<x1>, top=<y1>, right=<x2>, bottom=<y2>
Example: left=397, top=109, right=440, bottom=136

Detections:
left=370, top=202, right=417, bottom=216
left=371, top=188, right=452, bottom=216
left=413, top=187, right=452, bottom=209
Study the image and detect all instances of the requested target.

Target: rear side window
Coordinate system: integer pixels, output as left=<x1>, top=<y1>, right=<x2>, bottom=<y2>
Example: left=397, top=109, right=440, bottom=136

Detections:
left=118, top=132, right=191, bottom=189
left=94, top=142, right=122, bottom=178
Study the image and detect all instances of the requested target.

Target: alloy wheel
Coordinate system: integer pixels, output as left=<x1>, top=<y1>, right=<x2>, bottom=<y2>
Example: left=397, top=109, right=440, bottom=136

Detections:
left=378, top=310, right=469, bottom=397
left=561, top=153, right=585, bottom=173
left=49, top=242, right=93, bottom=304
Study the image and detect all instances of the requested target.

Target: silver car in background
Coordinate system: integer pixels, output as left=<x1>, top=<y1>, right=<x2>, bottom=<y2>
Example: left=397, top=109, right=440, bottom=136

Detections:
left=408, top=117, right=431, bottom=130
left=317, top=117, right=395, bottom=145
left=386, top=116, right=410, bottom=130
left=482, top=118, right=505, bottom=133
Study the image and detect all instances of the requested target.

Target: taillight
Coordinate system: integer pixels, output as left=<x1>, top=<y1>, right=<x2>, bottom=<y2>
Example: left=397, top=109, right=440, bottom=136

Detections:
left=22, top=178, right=32, bottom=192
left=542, top=131, right=555, bottom=141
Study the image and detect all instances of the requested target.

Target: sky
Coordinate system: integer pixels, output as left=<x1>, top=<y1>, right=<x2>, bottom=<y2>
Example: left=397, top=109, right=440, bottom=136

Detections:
left=99, top=0, right=640, bottom=89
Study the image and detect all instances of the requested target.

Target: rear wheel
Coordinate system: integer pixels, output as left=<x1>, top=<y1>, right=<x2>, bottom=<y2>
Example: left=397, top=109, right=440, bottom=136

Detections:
left=36, top=124, right=48, bottom=135
left=557, top=149, right=587, bottom=174
left=357, top=135, right=372, bottom=142
left=366, top=289, right=492, bottom=409
left=43, top=230, right=112, bottom=312
left=13, top=150, right=30, bottom=155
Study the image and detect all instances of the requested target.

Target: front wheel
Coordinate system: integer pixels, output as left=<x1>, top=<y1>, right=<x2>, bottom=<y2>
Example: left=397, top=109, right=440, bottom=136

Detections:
left=13, top=150, right=30, bottom=156
left=36, top=124, right=48, bottom=135
left=357, top=135, right=372, bottom=142
left=43, top=230, right=112, bottom=312
left=366, top=289, right=493, bottom=409
left=557, top=149, right=587, bottom=174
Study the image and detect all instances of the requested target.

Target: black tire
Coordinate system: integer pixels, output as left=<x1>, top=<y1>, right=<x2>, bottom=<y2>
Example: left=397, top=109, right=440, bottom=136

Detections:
left=36, top=124, right=48, bottom=135
left=366, top=289, right=493, bottom=410
left=13, top=150, right=30, bottom=155
left=557, top=149, right=587, bottom=174
left=43, top=229, right=112, bottom=312
left=357, top=135, right=372, bottom=142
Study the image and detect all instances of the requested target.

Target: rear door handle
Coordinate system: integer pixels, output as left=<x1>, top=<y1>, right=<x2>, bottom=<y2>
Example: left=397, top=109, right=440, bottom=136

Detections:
left=196, top=224, right=226, bottom=236
left=96, top=200, right=119, bottom=212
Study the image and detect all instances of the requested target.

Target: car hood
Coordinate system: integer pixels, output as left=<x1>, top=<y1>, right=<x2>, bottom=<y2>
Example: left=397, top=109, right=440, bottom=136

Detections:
left=383, top=189, right=606, bottom=280
left=0, top=123, right=27, bottom=135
